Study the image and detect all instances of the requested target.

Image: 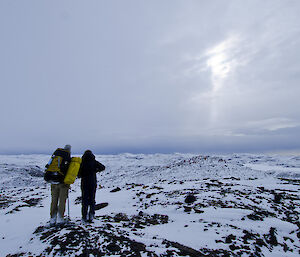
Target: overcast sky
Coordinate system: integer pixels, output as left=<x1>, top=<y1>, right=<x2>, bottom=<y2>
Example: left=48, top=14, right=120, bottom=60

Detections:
left=1, top=0, right=300, bottom=154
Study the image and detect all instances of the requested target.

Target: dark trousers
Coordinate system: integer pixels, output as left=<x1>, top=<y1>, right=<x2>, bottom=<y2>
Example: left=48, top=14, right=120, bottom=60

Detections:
left=81, top=183, right=96, bottom=220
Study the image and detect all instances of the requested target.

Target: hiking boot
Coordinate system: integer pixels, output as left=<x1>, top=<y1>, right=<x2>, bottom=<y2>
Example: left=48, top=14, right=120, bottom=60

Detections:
left=82, top=213, right=88, bottom=221
left=57, top=214, right=65, bottom=225
left=50, top=215, right=57, bottom=226
left=88, top=213, right=94, bottom=222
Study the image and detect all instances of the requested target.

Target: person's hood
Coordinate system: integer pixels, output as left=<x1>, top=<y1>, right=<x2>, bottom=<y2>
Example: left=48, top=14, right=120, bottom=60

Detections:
left=82, top=150, right=95, bottom=162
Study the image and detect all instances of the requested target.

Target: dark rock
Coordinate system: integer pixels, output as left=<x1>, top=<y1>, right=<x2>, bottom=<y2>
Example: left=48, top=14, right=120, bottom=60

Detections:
left=283, top=243, right=289, bottom=252
left=130, top=241, right=146, bottom=252
left=164, top=240, right=204, bottom=257
left=273, top=193, right=283, bottom=203
left=28, top=166, right=44, bottom=177
left=242, top=230, right=255, bottom=244
left=184, top=206, right=192, bottom=212
left=225, top=234, right=236, bottom=244
left=185, top=194, right=197, bottom=204
left=166, top=250, right=177, bottom=256
left=31, top=221, right=150, bottom=256
left=247, top=210, right=275, bottom=221
left=256, top=239, right=266, bottom=247
left=110, top=187, right=121, bottom=193
left=24, top=198, right=41, bottom=207
left=152, top=214, right=169, bottom=224
left=95, top=202, right=108, bottom=210
left=255, top=246, right=262, bottom=253
left=134, top=222, right=145, bottom=229
left=107, top=243, right=121, bottom=252
left=146, top=193, right=156, bottom=199
left=114, top=213, right=129, bottom=222
left=6, top=253, right=26, bottom=257
left=74, top=196, right=82, bottom=205
left=194, top=208, right=204, bottom=214
left=247, top=213, right=263, bottom=221
left=267, top=227, right=278, bottom=246
left=229, top=244, right=239, bottom=251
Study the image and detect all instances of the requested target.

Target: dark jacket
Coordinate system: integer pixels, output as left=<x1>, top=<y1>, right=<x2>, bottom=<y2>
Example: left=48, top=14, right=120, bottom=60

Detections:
left=78, top=150, right=105, bottom=187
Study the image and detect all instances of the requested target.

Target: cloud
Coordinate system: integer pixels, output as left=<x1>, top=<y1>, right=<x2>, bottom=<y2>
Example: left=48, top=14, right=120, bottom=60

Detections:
left=0, top=0, right=300, bottom=154
left=245, top=118, right=300, bottom=132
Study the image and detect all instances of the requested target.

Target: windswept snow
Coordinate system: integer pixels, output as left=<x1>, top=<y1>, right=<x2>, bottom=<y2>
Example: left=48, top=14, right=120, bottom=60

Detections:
left=0, top=153, right=299, bottom=256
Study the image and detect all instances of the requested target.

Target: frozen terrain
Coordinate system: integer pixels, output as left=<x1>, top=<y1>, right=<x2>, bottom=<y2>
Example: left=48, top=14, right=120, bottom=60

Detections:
left=0, top=153, right=299, bottom=256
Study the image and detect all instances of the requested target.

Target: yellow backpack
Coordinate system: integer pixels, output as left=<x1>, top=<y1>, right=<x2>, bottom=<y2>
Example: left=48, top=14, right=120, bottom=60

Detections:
left=46, top=148, right=70, bottom=175
left=46, top=156, right=64, bottom=175
left=64, top=157, right=82, bottom=184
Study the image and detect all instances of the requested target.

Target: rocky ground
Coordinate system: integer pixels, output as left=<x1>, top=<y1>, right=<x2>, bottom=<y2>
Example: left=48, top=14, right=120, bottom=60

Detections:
left=1, top=153, right=299, bottom=256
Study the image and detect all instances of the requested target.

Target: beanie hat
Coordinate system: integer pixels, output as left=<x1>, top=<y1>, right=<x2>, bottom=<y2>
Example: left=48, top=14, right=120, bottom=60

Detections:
left=64, top=144, right=71, bottom=152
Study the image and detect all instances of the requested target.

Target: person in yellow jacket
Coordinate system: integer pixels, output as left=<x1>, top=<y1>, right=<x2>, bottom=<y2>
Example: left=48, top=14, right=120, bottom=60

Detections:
left=45, top=145, right=72, bottom=226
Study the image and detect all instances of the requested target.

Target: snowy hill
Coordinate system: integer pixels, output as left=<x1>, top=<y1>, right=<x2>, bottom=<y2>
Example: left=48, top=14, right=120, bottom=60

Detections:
left=0, top=153, right=299, bottom=256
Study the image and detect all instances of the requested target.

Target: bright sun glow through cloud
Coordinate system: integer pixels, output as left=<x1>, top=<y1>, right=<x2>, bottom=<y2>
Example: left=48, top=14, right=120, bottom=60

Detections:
left=205, top=35, right=241, bottom=125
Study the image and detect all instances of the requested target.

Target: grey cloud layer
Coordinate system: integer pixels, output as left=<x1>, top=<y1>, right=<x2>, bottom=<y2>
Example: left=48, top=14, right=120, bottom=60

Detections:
left=0, top=0, right=299, bottom=154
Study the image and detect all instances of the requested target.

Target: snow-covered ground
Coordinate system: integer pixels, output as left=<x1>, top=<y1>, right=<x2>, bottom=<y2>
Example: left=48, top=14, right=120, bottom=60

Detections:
left=0, top=153, right=299, bottom=256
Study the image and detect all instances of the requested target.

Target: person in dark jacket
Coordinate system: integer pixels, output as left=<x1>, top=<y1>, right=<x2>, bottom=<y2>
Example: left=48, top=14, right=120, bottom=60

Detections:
left=78, top=150, right=105, bottom=222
